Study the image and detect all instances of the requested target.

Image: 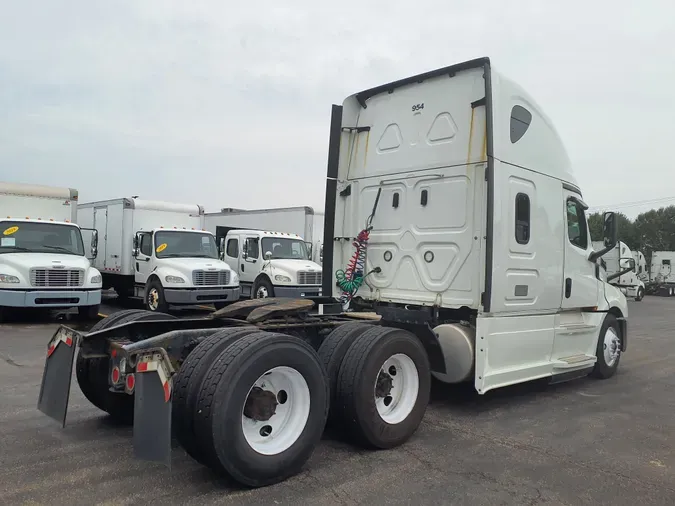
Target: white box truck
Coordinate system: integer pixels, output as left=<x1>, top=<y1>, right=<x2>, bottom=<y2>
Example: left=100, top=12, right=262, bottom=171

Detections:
left=204, top=206, right=325, bottom=264
left=593, top=240, right=645, bottom=301
left=77, top=198, right=239, bottom=312
left=39, top=57, right=631, bottom=489
left=221, top=228, right=322, bottom=299
left=0, top=181, right=102, bottom=321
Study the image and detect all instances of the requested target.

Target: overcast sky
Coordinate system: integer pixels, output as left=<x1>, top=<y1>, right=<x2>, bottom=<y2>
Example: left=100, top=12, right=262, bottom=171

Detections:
left=0, top=1, right=672, bottom=218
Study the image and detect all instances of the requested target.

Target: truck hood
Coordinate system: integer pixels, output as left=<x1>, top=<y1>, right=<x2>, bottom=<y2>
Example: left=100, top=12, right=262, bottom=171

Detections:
left=0, top=252, right=91, bottom=270
left=268, top=259, right=322, bottom=275
left=158, top=257, right=233, bottom=273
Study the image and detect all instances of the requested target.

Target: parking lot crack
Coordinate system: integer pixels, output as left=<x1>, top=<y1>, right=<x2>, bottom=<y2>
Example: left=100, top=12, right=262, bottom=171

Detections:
left=0, top=353, right=23, bottom=367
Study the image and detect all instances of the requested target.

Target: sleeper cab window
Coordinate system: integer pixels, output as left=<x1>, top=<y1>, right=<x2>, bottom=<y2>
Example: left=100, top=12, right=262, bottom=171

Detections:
left=515, top=193, right=530, bottom=244
left=566, top=199, right=588, bottom=250
left=510, top=105, right=532, bottom=143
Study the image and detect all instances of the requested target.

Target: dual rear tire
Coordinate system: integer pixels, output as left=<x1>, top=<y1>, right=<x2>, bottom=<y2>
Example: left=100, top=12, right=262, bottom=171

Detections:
left=318, top=324, right=431, bottom=449
left=173, top=329, right=329, bottom=488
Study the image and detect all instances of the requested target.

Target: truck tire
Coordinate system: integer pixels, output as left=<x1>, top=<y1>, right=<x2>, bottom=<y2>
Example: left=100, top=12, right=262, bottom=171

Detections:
left=76, top=309, right=149, bottom=411
left=75, top=309, right=176, bottom=423
left=334, top=326, right=431, bottom=449
left=173, top=326, right=259, bottom=464
left=145, top=278, right=170, bottom=313
left=635, top=287, right=644, bottom=302
left=78, top=304, right=100, bottom=320
left=317, top=322, right=374, bottom=423
left=590, top=313, right=622, bottom=379
left=253, top=277, right=275, bottom=299
left=193, top=331, right=329, bottom=487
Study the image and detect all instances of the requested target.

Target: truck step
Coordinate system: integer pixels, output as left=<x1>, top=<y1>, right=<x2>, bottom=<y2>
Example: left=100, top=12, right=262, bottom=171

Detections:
left=553, top=354, right=596, bottom=369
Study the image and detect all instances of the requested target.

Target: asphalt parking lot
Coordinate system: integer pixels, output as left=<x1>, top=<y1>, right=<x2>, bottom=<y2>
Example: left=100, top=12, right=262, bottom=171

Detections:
left=1, top=297, right=675, bottom=505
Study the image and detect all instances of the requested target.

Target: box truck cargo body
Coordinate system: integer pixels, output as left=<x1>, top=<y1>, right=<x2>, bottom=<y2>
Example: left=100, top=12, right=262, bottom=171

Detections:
left=77, top=198, right=239, bottom=312
left=0, top=181, right=102, bottom=320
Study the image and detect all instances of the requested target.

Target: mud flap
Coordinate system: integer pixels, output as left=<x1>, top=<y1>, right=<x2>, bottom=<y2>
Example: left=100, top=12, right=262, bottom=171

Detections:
left=133, top=354, right=173, bottom=468
left=37, top=327, right=78, bottom=427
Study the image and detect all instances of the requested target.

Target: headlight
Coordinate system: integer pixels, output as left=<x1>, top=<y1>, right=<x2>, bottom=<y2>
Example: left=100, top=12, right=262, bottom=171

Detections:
left=275, top=275, right=292, bottom=283
left=90, top=274, right=102, bottom=284
left=165, top=275, right=185, bottom=283
left=0, top=274, right=20, bottom=283
left=231, top=272, right=239, bottom=284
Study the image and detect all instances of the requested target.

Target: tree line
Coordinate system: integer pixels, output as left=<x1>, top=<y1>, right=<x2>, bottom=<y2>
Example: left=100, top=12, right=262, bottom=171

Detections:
left=588, top=205, right=675, bottom=258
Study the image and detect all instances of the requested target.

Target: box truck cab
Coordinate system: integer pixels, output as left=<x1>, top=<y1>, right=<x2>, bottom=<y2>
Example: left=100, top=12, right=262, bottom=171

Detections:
left=221, top=229, right=322, bottom=299
left=77, top=198, right=239, bottom=312
left=593, top=240, right=645, bottom=301
left=0, top=182, right=102, bottom=321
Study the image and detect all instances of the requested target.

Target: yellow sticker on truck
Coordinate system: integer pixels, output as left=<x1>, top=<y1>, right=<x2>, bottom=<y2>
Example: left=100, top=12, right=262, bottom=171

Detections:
left=3, top=226, right=19, bottom=236
left=156, top=243, right=167, bottom=253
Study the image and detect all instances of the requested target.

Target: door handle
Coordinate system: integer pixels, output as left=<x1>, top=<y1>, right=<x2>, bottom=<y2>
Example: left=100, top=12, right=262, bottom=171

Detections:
left=241, top=264, right=245, bottom=272
left=565, top=278, right=572, bottom=298
left=136, top=262, right=139, bottom=271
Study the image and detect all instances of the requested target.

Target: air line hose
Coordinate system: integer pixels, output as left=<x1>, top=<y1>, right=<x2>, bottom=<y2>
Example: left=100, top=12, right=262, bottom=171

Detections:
left=335, top=187, right=382, bottom=305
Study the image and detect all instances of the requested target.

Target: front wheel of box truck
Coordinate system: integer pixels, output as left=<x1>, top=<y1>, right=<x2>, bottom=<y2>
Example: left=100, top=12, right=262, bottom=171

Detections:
left=334, top=326, right=431, bottom=449
left=192, top=331, right=329, bottom=488
left=635, top=287, right=644, bottom=302
left=590, top=314, right=622, bottom=379
left=253, top=277, right=275, bottom=299
left=75, top=309, right=176, bottom=423
left=145, top=278, right=170, bottom=313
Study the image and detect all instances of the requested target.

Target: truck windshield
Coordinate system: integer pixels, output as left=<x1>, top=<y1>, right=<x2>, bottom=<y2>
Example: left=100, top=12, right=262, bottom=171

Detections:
left=154, top=231, right=219, bottom=259
left=261, top=237, right=309, bottom=260
left=0, top=221, right=84, bottom=255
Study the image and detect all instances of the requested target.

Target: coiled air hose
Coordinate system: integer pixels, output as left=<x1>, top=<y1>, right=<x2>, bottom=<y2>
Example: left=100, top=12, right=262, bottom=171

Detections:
left=335, top=187, right=382, bottom=305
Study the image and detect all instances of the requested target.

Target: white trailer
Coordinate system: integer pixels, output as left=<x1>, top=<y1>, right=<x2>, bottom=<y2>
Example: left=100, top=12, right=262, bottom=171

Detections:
left=646, top=250, right=675, bottom=296
left=0, top=181, right=102, bottom=321
left=593, top=241, right=645, bottom=301
left=222, top=229, right=322, bottom=299
left=77, top=198, right=239, bottom=312
left=40, top=57, right=631, bottom=489
left=203, top=206, right=325, bottom=264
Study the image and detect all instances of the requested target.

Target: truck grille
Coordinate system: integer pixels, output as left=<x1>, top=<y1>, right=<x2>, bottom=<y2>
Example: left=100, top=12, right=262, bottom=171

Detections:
left=192, top=270, right=231, bottom=286
left=297, top=271, right=321, bottom=285
left=30, top=268, right=84, bottom=287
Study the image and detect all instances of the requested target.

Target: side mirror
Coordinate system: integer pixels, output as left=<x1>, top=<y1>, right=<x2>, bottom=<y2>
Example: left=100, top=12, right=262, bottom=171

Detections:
left=589, top=211, right=619, bottom=263
left=132, top=233, right=140, bottom=257
left=91, top=246, right=98, bottom=259
left=603, top=211, right=618, bottom=248
left=264, top=251, right=272, bottom=260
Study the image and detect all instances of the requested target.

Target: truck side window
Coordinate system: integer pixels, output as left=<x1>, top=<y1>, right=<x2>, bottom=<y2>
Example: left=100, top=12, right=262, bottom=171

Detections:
left=663, top=259, right=671, bottom=266
left=245, top=238, right=259, bottom=259
left=139, top=233, right=152, bottom=256
left=515, top=193, right=530, bottom=244
left=566, top=199, right=588, bottom=250
left=226, top=238, right=238, bottom=258
left=510, top=105, right=532, bottom=143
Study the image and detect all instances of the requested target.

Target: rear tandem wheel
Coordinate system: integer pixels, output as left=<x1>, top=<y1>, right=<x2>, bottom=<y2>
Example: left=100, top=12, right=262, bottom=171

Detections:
left=75, top=309, right=177, bottom=424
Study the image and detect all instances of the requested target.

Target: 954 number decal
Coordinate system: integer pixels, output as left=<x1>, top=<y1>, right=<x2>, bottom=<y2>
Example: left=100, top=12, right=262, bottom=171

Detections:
left=411, top=103, right=424, bottom=112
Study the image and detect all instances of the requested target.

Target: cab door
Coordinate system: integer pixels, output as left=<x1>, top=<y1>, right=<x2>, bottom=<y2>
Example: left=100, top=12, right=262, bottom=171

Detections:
left=560, top=191, right=598, bottom=309
left=552, top=189, right=599, bottom=362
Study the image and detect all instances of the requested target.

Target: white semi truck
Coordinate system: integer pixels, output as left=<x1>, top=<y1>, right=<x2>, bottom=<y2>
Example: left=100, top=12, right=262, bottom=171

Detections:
left=77, top=198, right=240, bottom=312
left=204, top=206, right=325, bottom=264
left=0, top=181, right=102, bottom=321
left=644, top=250, right=675, bottom=296
left=592, top=240, right=645, bottom=301
left=38, top=57, right=630, bottom=489
left=221, top=228, right=322, bottom=299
